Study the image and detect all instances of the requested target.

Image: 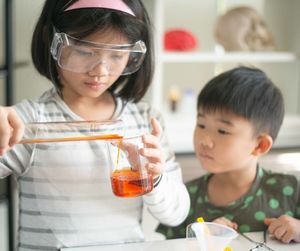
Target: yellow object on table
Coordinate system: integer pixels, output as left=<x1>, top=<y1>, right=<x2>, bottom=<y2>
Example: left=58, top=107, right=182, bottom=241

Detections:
left=197, top=217, right=233, bottom=251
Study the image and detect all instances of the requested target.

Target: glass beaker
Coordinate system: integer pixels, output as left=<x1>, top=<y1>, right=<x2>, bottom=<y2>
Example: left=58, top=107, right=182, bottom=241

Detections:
left=108, top=135, right=153, bottom=197
left=186, top=222, right=238, bottom=251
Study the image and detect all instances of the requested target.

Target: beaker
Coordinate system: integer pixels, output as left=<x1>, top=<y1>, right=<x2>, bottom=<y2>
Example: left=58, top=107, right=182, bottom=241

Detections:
left=108, top=135, right=153, bottom=197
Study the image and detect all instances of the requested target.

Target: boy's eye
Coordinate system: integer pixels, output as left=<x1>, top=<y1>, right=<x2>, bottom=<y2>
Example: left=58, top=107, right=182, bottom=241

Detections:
left=197, top=123, right=205, bottom=129
left=218, top=129, right=230, bottom=135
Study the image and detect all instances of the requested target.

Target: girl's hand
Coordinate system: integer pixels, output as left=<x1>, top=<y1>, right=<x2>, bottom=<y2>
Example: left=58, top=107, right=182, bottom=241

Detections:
left=264, top=215, right=300, bottom=243
left=140, top=117, right=164, bottom=177
left=0, top=106, right=24, bottom=156
left=213, top=217, right=238, bottom=230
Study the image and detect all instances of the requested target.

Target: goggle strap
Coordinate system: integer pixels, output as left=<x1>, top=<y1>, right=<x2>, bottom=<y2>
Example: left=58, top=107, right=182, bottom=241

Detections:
left=51, top=33, right=72, bottom=60
left=50, top=33, right=61, bottom=60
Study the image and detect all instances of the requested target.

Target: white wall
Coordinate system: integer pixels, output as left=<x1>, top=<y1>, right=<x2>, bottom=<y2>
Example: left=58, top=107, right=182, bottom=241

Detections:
left=14, top=0, right=51, bottom=103
left=0, top=0, right=51, bottom=106
left=0, top=201, right=8, bottom=250
left=0, top=0, right=5, bottom=105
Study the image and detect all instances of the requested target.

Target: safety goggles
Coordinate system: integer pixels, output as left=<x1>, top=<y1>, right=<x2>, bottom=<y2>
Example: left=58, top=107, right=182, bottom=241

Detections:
left=50, top=32, right=147, bottom=76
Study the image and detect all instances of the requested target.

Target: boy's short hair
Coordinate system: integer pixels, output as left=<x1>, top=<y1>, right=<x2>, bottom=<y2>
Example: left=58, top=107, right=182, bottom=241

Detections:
left=197, top=66, right=284, bottom=140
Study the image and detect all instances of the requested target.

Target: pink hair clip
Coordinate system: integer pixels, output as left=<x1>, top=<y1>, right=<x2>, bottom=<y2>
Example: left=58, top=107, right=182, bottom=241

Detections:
left=65, top=0, right=135, bottom=16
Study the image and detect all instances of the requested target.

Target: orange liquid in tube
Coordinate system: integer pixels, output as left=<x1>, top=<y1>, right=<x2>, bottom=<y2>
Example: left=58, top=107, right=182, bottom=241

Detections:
left=19, top=134, right=122, bottom=144
left=111, top=169, right=153, bottom=197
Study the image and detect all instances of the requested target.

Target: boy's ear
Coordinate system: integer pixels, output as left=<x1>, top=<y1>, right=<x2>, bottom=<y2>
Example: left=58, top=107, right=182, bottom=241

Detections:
left=252, top=134, right=273, bottom=156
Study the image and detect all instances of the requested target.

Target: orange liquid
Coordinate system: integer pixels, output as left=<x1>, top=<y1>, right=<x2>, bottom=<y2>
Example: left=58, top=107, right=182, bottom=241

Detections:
left=19, top=134, right=123, bottom=144
left=111, top=169, right=153, bottom=197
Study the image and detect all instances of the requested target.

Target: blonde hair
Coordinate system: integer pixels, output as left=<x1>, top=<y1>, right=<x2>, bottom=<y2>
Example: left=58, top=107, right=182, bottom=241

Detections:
left=214, top=6, right=275, bottom=51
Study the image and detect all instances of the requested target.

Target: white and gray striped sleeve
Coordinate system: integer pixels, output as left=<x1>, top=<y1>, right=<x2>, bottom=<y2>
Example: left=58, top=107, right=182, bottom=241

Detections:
left=143, top=160, right=190, bottom=226
left=142, top=106, right=190, bottom=226
left=0, top=99, right=37, bottom=177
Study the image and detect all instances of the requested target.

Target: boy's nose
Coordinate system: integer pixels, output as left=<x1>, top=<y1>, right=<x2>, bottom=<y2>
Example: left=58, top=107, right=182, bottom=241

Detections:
left=200, top=135, right=214, bottom=148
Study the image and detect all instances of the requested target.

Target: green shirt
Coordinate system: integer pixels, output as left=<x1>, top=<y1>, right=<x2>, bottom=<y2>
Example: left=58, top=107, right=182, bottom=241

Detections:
left=156, top=166, right=300, bottom=239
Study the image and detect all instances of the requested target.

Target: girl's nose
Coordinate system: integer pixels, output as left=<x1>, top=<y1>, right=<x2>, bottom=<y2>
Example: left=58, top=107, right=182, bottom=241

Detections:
left=88, top=61, right=110, bottom=77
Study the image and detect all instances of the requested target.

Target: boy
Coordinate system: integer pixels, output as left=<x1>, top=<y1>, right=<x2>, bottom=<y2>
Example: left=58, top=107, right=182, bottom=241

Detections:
left=156, top=66, right=300, bottom=243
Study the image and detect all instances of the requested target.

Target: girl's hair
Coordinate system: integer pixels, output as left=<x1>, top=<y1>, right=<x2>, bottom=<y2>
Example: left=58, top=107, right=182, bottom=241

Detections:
left=197, top=66, right=284, bottom=141
left=31, top=0, right=154, bottom=103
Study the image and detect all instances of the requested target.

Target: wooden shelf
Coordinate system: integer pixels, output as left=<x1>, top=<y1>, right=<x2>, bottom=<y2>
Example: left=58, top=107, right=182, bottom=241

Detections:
left=148, top=0, right=300, bottom=113
left=163, top=113, right=300, bottom=153
left=161, top=52, right=299, bottom=63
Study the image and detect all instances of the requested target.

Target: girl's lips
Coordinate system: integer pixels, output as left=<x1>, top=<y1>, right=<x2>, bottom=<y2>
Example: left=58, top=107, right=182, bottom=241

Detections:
left=85, top=82, right=106, bottom=91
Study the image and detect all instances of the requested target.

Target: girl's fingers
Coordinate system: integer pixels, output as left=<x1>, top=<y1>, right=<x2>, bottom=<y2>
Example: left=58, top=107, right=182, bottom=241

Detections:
left=139, top=118, right=165, bottom=176
left=142, top=117, right=162, bottom=148
left=8, top=108, right=24, bottom=145
left=142, top=134, right=160, bottom=149
left=150, top=117, right=162, bottom=138
left=141, top=145, right=164, bottom=175
left=140, top=147, right=162, bottom=163
left=142, top=129, right=164, bottom=164
left=145, top=162, right=163, bottom=175
left=0, top=107, right=24, bottom=150
left=0, top=119, right=11, bottom=149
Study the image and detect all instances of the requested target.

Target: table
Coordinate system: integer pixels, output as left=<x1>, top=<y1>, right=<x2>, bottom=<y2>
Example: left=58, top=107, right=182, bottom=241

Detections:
left=61, top=232, right=300, bottom=251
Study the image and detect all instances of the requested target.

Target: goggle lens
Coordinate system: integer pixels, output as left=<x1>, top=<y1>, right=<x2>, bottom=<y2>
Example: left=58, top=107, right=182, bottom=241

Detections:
left=51, top=33, right=146, bottom=76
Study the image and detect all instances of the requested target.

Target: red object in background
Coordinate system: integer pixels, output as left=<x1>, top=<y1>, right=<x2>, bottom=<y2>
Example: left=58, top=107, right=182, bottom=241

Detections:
left=164, top=29, right=197, bottom=51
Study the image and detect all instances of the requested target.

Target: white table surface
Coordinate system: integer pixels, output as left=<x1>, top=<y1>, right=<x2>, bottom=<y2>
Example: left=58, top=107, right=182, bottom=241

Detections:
left=61, top=232, right=300, bottom=251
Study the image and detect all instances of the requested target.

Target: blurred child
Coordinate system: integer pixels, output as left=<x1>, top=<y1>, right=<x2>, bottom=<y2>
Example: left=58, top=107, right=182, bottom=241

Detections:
left=157, top=66, right=300, bottom=244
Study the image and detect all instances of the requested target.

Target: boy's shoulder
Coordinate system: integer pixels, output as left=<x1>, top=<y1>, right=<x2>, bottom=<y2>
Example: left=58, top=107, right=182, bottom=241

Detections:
left=186, top=173, right=210, bottom=185
left=259, top=167, right=300, bottom=191
left=261, top=167, right=300, bottom=182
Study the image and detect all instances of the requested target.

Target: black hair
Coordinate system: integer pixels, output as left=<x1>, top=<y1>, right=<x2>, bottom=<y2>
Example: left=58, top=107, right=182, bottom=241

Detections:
left=31, top=0, right=154, bottom=103
left=197, top=66, right=285, bottom=140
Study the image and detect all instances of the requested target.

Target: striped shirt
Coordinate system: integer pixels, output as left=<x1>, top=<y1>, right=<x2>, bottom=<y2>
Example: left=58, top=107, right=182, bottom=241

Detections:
left=0, top=88, right=190, bottom=251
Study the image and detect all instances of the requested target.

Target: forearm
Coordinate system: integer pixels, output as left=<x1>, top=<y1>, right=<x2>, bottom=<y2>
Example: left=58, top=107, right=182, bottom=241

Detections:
left=0, top=167, right=12, bottom=179
left=143, top=167, right=190, bottom=226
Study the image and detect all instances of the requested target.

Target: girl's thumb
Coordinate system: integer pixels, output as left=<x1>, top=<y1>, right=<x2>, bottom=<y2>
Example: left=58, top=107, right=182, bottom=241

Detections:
left=150, top=117, right=162, bottom=137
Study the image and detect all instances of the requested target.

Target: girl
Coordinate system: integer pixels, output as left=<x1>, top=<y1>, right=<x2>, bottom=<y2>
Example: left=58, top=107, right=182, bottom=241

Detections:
left=0, top=0, right=190, bottom=250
